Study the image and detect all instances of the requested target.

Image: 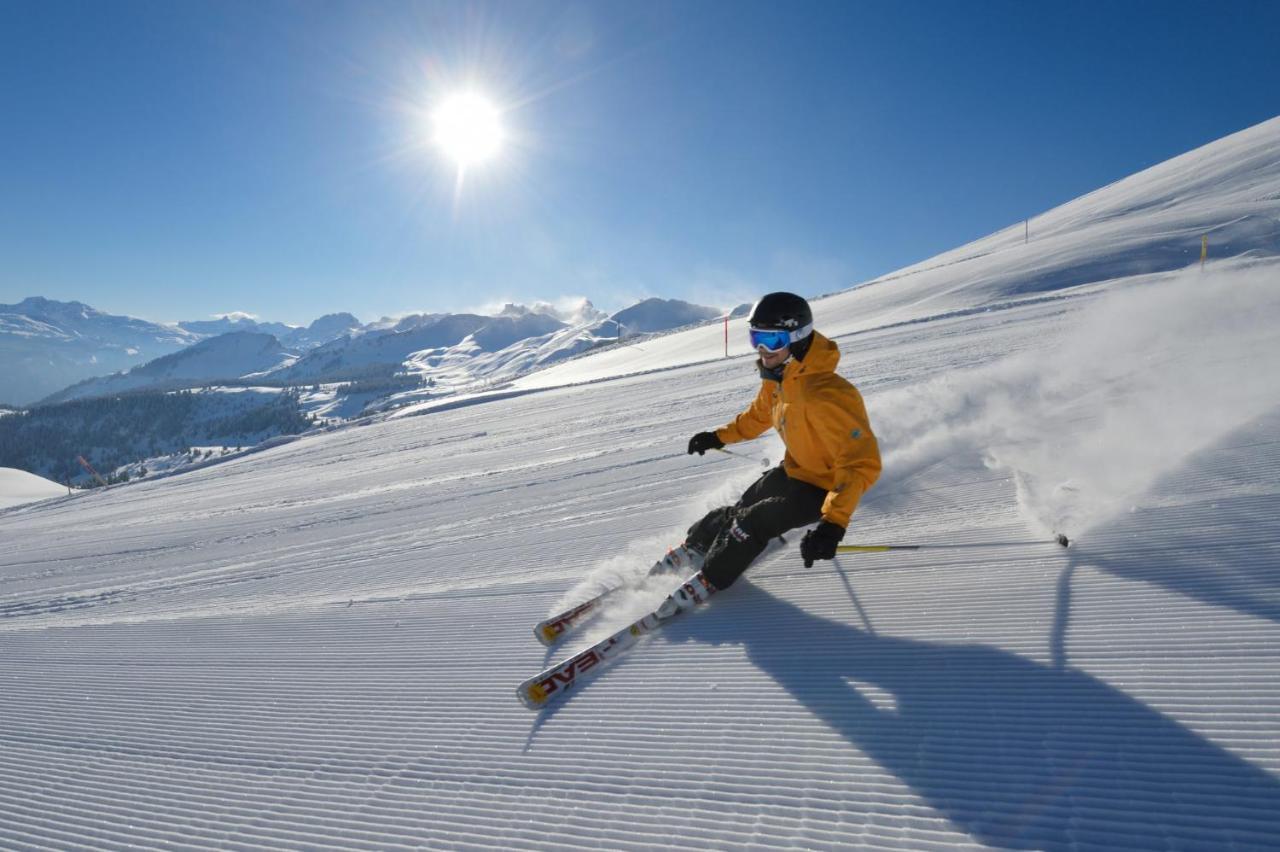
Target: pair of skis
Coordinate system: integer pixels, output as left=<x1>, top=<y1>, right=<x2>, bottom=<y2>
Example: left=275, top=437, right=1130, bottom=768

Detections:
left=517, top=533, right=1074, bottom=709
left=517, top=546, right=709, bottom=710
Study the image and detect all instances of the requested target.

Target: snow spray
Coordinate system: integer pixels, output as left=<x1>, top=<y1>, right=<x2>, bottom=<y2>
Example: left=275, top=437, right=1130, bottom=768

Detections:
left=870, top=260, right=1280, bottom=537
left=547, top=452, right=772, bottom=639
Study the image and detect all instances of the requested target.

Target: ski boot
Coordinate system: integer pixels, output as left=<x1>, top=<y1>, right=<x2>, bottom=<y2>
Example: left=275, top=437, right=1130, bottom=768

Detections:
left=658, top=571, right=718, bottom=617
left=649, top=542, right=705, bottom=577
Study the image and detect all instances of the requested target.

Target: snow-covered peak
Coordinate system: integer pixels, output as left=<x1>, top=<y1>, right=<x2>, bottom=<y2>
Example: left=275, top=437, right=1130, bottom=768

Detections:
left=287, top=313, right=362, bottom=348
left=0, top=297, right=193, bottom=345
left=495, top=303, right=540, bottom=319
left=42, top=332, right=295, bottom=404
left=0, top=298, right=200, bottom=405
left=8, top=296, right=103, bottom=321
left=366, top=313, right=449, bottom=334
left=609, top=297, right=723, bottom=334
left=179, top=314, right=299, bottom=342
left=306, top=313, right=361, bottom=335
left=552, top=298, right=609, bottom=325
left=495, top=298, right=609, bottom=326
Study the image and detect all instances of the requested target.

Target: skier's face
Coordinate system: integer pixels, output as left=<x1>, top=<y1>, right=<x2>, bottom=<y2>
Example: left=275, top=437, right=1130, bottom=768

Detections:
left=758, top=345, right=790, bottom=369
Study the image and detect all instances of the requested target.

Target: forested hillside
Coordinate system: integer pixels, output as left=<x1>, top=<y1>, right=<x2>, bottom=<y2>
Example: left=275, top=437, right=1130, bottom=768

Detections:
left=0, top=390, right=314, bottom=483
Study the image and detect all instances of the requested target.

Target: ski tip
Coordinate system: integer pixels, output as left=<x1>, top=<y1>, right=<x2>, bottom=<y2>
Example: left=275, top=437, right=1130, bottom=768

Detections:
left=1055, top=533, right=1070, bottom=548
left=517, top=681, right=550, bottom=711
left=534, top=622, right=561, bottom=647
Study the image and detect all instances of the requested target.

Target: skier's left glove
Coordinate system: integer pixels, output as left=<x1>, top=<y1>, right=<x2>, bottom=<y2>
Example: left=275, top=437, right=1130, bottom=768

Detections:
left=800, top=520, right=845, bottom=567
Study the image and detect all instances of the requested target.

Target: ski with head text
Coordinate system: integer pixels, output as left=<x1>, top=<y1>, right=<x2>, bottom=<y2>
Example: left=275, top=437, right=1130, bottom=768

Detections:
left=518, top=571, right=717, bottom=710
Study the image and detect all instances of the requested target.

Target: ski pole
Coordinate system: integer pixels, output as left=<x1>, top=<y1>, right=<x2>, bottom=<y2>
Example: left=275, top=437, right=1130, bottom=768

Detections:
left=837, top=533, right=1070, bottom=553
left=715, top=447, right=771, bottom=467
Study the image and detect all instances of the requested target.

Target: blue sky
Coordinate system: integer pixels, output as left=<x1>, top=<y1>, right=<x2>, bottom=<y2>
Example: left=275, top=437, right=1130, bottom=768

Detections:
left=1, top=0, right=1277, bottom=325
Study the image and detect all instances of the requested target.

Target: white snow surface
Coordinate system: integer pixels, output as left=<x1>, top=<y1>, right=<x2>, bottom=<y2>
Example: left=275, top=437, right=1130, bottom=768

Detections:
left=0, top=467, right=65, bottom=509
left=3, top=117, right=1280, bottom=849
left=509, top=116, right=1280, bottom=393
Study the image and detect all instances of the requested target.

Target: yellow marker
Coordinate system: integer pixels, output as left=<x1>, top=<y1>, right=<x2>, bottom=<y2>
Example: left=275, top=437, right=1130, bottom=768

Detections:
left=524, top=683, right=548, bottom=705
left=1201, top=235, right=1208, bottom=268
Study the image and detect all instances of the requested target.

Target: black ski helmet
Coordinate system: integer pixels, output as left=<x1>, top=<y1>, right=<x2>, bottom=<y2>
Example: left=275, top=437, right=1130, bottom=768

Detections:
left=748, top=292, right=815, bottom=359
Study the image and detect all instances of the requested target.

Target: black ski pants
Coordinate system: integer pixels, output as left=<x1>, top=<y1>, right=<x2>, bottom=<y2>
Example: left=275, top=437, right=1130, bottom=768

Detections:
left=686, top=465, right=827, bottom=590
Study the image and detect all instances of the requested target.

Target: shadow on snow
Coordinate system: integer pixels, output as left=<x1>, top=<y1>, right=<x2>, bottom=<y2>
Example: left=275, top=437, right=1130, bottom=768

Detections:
left=663, top=586, right=1280, bottom=850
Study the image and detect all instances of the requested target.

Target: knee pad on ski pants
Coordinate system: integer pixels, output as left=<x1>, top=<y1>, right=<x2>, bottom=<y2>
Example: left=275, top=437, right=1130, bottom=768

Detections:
left=686, top=506, right=735, bottom=555
left=687, top=495, right=801, bottom=555
left=735, top=495, right=809, bottom=542
left=701, top=517, right=768, bottom=591
left=697, top=493, right=824, bottom=589
left=703, top=495, right=810, bottom=589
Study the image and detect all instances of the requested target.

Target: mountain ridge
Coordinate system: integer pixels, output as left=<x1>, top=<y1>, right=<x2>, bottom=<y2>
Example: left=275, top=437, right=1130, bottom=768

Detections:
left=7, top=297, right=730, bottom=407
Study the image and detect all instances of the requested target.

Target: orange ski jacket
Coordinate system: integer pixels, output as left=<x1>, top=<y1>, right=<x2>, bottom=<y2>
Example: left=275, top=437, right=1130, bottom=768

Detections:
left=715, top=331, right=881, bottom=528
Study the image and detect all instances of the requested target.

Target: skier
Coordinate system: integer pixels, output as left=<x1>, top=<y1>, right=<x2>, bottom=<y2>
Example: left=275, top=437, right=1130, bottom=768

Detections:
left=676, top=291, right=881, bottom=604
left=517, top=292, right=883, bottom=707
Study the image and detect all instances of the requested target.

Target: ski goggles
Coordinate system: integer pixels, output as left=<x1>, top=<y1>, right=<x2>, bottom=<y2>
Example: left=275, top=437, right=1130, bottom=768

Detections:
left=748, top=323, right=812, bottom=352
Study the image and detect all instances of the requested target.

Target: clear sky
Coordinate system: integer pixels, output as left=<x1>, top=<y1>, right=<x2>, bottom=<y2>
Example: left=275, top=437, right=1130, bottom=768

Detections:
left=2, top=0, right=1277, bottom=326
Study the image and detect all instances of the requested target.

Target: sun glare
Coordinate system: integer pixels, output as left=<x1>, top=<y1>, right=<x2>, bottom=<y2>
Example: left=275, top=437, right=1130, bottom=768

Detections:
left=432, top=92, right=505, bottom=169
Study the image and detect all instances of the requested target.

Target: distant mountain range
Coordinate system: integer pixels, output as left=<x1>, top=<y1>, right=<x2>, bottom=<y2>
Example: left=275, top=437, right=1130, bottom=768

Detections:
left=0, top=297, right=196, bottom=406
left=40, top=332, right=297, bottom=405
left=178, top=312, right=363, bottom=350
left=1, top=296, right=730, bottom=407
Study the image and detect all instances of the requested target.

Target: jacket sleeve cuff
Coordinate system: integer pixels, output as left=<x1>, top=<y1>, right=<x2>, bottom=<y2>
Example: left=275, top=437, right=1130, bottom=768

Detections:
left=820, top=494, right=858, bottom=528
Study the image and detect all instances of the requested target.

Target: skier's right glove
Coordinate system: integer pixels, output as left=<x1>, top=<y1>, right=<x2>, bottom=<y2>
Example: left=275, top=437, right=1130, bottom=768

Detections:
left=687, top=431, right=725, bottom=456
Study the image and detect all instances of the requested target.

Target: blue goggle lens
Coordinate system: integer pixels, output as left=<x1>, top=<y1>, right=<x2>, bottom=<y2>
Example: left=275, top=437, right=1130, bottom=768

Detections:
left=749, top=328, right=792, bottom=351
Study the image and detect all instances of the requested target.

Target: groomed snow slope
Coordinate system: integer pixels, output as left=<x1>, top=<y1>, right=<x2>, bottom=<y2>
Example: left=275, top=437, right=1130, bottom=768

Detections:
left=506, top=116, right=1280, bottom=393
left=3, top=119, right=1280, bottom=850
left=0, top=468, right=64, bottom=510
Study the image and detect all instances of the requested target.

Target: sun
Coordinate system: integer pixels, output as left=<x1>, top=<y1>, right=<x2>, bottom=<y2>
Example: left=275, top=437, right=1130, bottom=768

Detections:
left=431, top=92, right=505, bottom=169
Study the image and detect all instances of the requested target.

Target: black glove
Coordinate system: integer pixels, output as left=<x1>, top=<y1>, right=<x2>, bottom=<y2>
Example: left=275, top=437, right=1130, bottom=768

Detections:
left=800, top=520, right=845, bottom=567
left=687, top=431, right=725, bottom=456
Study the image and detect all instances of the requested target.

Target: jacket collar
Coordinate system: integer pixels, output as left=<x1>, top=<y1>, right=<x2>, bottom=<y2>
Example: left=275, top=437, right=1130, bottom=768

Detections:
left=795, top=331, right=839, bottom=375
left=757, top=331, right=838, bottom=383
